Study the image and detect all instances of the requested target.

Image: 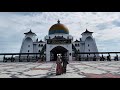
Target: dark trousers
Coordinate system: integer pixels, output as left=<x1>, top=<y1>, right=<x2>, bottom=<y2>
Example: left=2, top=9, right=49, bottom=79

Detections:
left=63, top=64, right=67, bottom=73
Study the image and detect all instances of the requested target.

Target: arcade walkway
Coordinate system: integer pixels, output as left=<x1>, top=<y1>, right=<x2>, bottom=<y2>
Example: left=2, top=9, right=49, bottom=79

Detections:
left=0, top=61, right=120, bottom=78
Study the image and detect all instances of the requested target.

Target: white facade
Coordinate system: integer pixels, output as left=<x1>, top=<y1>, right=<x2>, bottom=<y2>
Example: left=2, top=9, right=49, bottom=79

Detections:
left=80, top=29, right=99, bottom=57
left=20, top=21, right=98, bottom=61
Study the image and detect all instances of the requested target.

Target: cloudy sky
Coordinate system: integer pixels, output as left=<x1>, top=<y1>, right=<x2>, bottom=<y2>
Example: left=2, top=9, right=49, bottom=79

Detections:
left=0, top=12, right=120, bottom=53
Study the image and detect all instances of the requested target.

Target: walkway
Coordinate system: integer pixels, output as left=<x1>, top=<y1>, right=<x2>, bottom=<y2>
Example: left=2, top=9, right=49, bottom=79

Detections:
left=0, top=61, right=120, bottom=78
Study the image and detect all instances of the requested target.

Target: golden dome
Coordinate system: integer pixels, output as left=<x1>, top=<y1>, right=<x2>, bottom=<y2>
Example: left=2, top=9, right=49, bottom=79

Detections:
left=49, top=20, right=69, bottom=35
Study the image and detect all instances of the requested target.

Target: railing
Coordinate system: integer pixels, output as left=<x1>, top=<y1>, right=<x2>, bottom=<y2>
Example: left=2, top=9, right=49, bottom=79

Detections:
left=0, top=52, right=120, bottom=62
left=0, top=53, right=46, bottom=62
left=74, top=52, right=120, bottom=61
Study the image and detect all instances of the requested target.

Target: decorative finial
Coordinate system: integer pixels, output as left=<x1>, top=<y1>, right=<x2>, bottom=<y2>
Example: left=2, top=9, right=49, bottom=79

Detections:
left=57, top=19, right=60, bottom=24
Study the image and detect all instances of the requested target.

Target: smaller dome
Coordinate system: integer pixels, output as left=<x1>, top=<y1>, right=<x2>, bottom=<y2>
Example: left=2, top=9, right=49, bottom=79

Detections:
left=49, top=20, right=69, bottom=35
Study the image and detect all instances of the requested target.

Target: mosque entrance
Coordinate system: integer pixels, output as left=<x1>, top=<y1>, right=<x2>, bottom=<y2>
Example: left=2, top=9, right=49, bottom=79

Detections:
left=50, top=46, right=68, bottom=61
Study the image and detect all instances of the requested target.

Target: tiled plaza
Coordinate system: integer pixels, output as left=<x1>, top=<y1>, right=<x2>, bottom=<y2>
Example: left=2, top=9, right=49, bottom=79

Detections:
left=0, top=61, right=120, bottom=78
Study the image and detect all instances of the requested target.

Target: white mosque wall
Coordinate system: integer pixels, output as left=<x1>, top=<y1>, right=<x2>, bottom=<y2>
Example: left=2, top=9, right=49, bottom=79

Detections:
left=81, top=33, right=93, bottom=41
left=20, top=37, right=33, bottom=53
left=85, top=37, right=95, bottom=52
left=79, top=33, right=99, bottom=57
left=84, top=37, right=98, bottom=57
left=25, top=34, right=37, bottom=42
left=80, top=43, right=85, bottom=52
left=20, top=28, right=99, bottom=61
left=33, top=42, right=46, bottom=53
left=33, top=44, right=37, bottom=53
left=73, top=42, right=80, bottom=52
left=20, top=34, right=37, bottom=53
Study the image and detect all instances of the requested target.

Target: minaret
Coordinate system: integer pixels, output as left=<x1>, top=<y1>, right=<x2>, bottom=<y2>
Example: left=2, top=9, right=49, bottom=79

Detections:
left=20, top=29, right=37, bottom=53
left=80, top=29, right=98, bottom=57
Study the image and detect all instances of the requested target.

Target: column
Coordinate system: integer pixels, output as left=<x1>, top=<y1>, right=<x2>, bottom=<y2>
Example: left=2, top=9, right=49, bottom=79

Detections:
left=46, top=51, right=50, bottom=61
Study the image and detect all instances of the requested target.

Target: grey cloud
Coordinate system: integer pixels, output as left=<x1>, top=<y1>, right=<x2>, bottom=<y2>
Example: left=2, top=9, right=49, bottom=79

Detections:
left=10, top=12, right=39, bottom=16
left=96, top=23, right=108, bottom=30
left=0, top=12, right=120, bottom=52
left=112, top=20, right=120, bottom=27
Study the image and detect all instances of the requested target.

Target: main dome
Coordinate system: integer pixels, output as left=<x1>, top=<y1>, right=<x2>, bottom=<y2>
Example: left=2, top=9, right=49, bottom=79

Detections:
left=49, top=20, right=69, bottom=35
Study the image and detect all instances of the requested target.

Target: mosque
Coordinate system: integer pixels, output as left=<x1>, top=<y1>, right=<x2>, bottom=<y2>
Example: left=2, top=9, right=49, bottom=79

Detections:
left=20, top=20, right=98, bottom=61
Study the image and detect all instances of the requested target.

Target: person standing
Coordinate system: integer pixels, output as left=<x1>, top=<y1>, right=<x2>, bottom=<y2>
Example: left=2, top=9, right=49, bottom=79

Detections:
left=101, top=55, right=105, bottom=61
left=107, top=54, right=111, bottom=61
left=56, top=55, right=63, bottom=75
left=93, top=54, right=96, bottom=61
left=62, top=56, right=69, bottom=74
left=114, top=54, right=118, bottom=61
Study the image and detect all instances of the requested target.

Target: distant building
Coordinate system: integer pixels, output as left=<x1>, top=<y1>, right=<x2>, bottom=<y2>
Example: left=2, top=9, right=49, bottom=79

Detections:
left=20, top=20, right=98, bottom=61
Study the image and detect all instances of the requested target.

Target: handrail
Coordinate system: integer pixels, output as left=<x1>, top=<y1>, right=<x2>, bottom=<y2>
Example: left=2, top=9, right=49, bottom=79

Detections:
left=0, top=52, right=120, bottom=55
left=0, top=53, right=43, bottom=55
left=75, top=52, right=120, bottom=54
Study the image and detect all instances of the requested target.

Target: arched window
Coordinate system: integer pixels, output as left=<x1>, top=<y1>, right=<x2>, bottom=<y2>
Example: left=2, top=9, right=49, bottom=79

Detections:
left=28, top=45, right=30, bottom=47
left=75, top=44, right=77, bottom=46
left=38, top=50, right=40, bottom=53
left=41, top=44, right=43, bottom=47
left=38, top=44, right=40, bottom=47
left=88, top=44, right=89, bottom=47
left=28, top=50, right=29, bottom=52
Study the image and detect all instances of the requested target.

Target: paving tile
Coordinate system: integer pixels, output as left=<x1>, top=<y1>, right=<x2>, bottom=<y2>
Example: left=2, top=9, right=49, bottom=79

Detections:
left=80, top=69, right=107, bottom=74
left=23, top=70, right=49, bottom=76
left=0, top=61, right=120, bottom=78
left=0, top=74, right=11, bottom=78
left=50, top=73, right=86, bottom=78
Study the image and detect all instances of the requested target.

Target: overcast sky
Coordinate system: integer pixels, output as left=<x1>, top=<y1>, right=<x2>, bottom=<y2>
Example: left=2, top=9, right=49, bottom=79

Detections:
left=0, top=12, right=120, bottom=53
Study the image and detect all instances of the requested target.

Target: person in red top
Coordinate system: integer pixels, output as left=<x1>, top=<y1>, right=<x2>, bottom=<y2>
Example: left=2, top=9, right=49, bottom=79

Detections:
left=56, top=54, right=63, bottom=75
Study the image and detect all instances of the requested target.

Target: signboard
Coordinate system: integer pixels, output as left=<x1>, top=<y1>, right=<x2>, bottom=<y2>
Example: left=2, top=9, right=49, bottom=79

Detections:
left=47, top=40, right=71, bottom=44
